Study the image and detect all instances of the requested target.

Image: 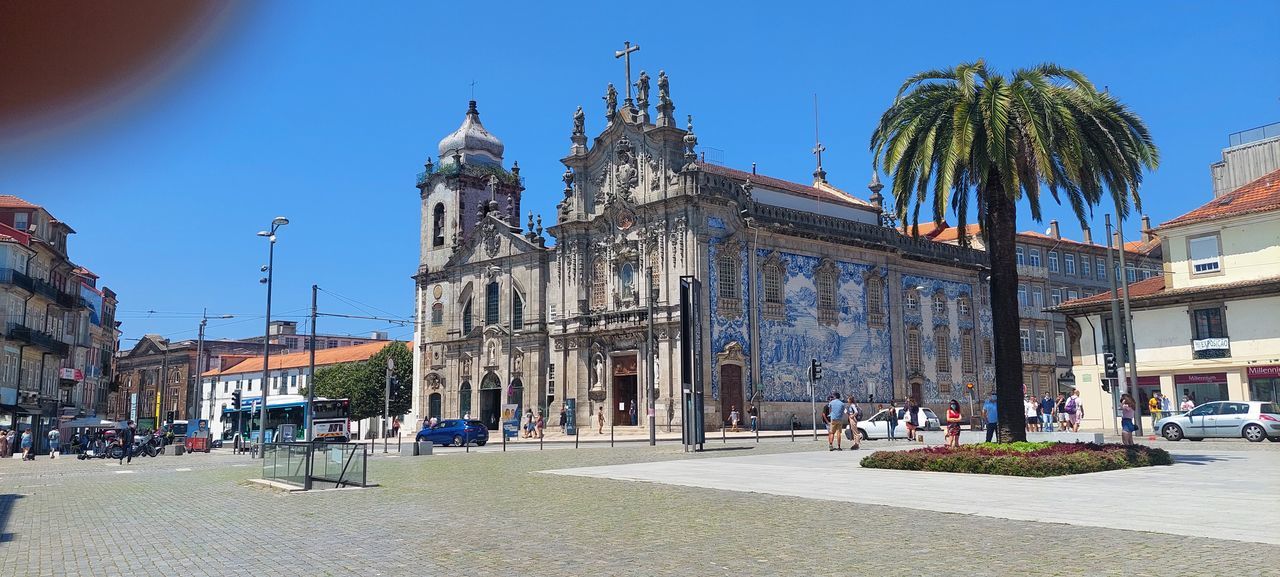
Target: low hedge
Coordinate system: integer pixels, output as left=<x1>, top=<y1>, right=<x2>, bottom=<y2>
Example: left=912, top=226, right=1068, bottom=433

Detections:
left=859, top=442, right=1172, bottom=477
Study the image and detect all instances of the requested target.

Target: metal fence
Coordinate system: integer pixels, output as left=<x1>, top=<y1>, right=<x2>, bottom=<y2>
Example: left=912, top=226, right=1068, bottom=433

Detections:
left=261, top=442, right=369, bottom=489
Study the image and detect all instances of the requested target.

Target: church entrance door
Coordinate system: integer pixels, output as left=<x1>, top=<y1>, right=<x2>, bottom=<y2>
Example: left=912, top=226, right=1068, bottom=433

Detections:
left=611, top=354, right=638, bottom=426
left=479, top=373, right=501, bottom=431
left=428, top=393, right=442, bottom=421
left=910, top=382, right=923, bottom=404
left=720, top=364, right=743, bottom=429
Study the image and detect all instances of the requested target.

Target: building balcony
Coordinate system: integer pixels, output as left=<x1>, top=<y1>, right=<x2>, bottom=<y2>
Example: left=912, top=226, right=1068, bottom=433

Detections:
left=1018, top=305, right=1052, bottom=320
left=1021, top=351, right=1055, bottom=366
left=1017, top=264, right=1050, bottom=278
left=1191, top=337, right=1230, bottom=360
left=0, top=267, right=37, bottom=293
left=6, top=322, right=70, bottom=356
left=577, top=309, right=649, bottom=329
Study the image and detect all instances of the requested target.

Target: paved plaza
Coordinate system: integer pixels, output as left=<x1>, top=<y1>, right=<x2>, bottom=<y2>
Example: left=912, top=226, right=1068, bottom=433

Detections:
left=2, top=439, right=1278, bottom=576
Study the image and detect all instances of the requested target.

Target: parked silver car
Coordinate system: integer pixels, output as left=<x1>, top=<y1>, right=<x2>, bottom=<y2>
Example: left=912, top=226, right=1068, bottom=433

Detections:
left=1156, top=401, right=1280, bottom=442
left=856, top=408, right=941, bottom=440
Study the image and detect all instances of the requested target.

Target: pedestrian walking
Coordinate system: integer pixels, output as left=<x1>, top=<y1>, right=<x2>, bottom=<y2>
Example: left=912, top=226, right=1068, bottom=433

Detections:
left=1120, top=393, right=1137, bottom=445
left=629, top=400, right=637, bottom=426
left=1040, top=393, right=1055, bottom=432
left=20, top=429, right=33, bottom=461
left=904, top=398, right=921, bottom=441
left=1054, top=393, right=1069, bottom=431
left=119, top=420, right=136, bottom=465
left=535, top=411, right=545, bottom=439
left=391, top=418, right=400, bottom=439
left=48, top=428, right=60, bottom=459
left=0, top=428, right=9, bottom=459
left=596, top=406, right=605, bottom=434
left=945, top=400, right=963, bottom=448
left=4, top=429, right=14, bottom=458
left=1067, top=389, right=1083, bottom=432
left=728, top=406, right=740, bottom=431
left=1024, top=395, right=1039, bottom=432
left=886, top=402, right=899, bottom=441
left=747, top=403, right=758, bottom=432
left=1149, top=393, right=1163, bottom=424
left=559, top=406, right=567, bottom=434
left=982, top=392, right=999, bottom=443
left=826, top=392, right=847, bottom=451
left=846, top=396, right=861, bottom=450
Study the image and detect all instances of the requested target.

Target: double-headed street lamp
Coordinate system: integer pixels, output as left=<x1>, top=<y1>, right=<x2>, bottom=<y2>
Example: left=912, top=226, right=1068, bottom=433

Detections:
left=255, top=216, right=288, bottom=458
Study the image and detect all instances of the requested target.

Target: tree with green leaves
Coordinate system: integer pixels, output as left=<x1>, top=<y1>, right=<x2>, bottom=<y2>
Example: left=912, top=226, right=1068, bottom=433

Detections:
left=305, top=342, right=412, bottom=425
left=870, top=61, right=1158, bottom=442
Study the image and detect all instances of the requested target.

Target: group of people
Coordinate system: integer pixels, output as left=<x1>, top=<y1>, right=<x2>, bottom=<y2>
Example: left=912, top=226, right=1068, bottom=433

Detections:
left=0, top=427, right=63, bottom=461
left=1018, top=390, right=1086, bottom=434
left=521, top=409, right=545, bottom=439
left=725, top=404, right=760, bottom=432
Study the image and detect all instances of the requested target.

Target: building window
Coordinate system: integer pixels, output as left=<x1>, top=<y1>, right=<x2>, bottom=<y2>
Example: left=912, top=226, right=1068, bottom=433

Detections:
left=1066, top=289, right=1079, bottom=301
left=284, top=337, right=298, bottom=349
left=1048, top=251, right=1059, bottom=273
left=932, top=292, right=946, bottom=316
left=957, top=295, right=970, bottom=318
left=983, top=338, right=993, bottom=364
left=904, top=289, right=918, bottom=312
left=1019, top=328, right=1031, bottom=351
left=432, top=204, right=446, bottom=247
left=485, top=281, right=500, bottom=326
left=1032, top=287, right=1043, bottom=308
left=458, top=381, right=471, bottom=417
left=906, top=329, right=922, bottom=373
left=1017, top=285, right=1027, bottom=307
left=327, top=339, right=338, bottom=348
left=935, top=328, right=950, bottom=374
left=1126, top=267, right=1137, bottom=282
left=462, top=299, right=473, bottom=334
left=815, top=261, right=838, bottom=326
left=1050, top=288, right=1061, bottom=306
left=1015, top=246, right=1025, bottom=266
left=1064, top=254, right=1076, bottom=275
left=718, top=254, right=739, bottom=301
left=590, top=259, right=606, bottom=310
left=431, top=303, right=443, bottom=326
left=961, top=331, right=975, bottom=373
left=1029, top=249, right=1041, bottom=267
left=1097, top=258, right=1107, bottom=279
left=511, top=291, right=524, bottom=330
left=619, top=262, right=636, bottom=302
left=763, top=266, right=782, bottom=305
left=1080, top=255, right=1091, bottom=278
left=866, top=275, right=885, bottom=327
left=1189, top=235, right=1221, bottom=274
left=1192, top=307, right=1225, bottom=339
left=1141, top=269, right=1153, bottom=280
left=1035, top=330, right=1047, bottom=353
left=1054, top=330, right=1067, bottom=356
left=13, top=212, right=28, bottom=232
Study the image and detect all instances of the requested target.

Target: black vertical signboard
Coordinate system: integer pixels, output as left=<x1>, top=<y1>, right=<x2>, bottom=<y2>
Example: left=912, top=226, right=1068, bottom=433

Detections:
left=679, top=276, right=705, bottom=449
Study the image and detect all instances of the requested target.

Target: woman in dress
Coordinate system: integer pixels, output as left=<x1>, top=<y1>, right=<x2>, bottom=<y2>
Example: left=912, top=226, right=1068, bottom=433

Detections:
left=1119, top=393, right=1137, bottom=445
left=945, top=400, right=963, bottom=448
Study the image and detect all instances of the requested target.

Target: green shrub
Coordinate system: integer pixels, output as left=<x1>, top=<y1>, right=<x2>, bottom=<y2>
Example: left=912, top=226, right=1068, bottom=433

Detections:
left=859, top=442, right=1172, bottom=477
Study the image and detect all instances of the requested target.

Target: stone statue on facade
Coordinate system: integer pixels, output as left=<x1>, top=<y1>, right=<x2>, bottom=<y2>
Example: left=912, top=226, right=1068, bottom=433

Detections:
left=635, top=71, right=650, bottom=107
left=603, top=83, right=618, bottom=123
left=656, top=71, right=675, bottom=127
left=593, top=356, right=604, bottom=387
left=657, top=71, right=670, bottom=105
left=573, top=105, right=585, bottom=136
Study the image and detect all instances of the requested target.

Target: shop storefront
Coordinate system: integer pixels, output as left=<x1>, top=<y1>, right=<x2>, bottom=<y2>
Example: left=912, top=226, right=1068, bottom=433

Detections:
left=1135, top=376, right=1162, bottom=416
left=1174, top=373, right=1229, bottom=405
left=1247, top=365, right=1280, bottom=404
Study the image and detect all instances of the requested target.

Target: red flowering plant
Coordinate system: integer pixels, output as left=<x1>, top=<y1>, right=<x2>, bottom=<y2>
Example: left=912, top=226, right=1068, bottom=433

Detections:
left=860, top=442, right=1172, bottom=477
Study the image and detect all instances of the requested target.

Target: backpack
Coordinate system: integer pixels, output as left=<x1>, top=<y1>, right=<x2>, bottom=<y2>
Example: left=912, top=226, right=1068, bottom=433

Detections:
left=1065, top=397, right=1077, bottom=413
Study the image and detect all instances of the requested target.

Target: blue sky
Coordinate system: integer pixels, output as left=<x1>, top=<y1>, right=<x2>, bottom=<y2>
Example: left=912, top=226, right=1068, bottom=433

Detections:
left=1, top=1, right=1277, bottom=344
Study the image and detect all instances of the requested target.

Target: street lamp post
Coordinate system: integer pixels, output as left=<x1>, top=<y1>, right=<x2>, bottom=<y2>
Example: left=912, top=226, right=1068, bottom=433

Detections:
left=195, top=309, right=234, bottom=421
left=255, top=216, right=289, bottom=459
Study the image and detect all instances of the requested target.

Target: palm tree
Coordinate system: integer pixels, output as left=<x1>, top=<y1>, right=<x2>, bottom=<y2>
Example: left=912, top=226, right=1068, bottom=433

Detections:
left=870, top=61, right=1158, bottom=442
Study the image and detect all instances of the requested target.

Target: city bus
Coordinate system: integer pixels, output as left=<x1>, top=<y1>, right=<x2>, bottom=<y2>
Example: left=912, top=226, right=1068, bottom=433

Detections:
left=220, top=395, right=350, bottom=445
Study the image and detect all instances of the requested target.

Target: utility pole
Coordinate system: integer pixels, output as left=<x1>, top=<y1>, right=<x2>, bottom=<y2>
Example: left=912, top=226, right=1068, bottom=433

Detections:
left=194, top=312, right=206, bottom=420
left=646, top=234, right=656, bottom=446
left=157, top=342, right=168, bottom=430
left=1105, top=215, right=1124, bottom=435
left=303, top=284, right=318, bottom=490
left=1114, top=212, right=1142, bottom=435
left=384, top=355, right=392, bottom=454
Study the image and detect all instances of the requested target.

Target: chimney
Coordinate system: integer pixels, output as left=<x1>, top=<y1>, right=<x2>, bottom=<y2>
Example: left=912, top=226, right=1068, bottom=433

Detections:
left=1140, top=214, right=1154, bottom=243
left=1082, top=226, right=1093, bottom=245
left=1112, top=231, right=1121, bottom=249
left=1049, top=220, right=1060, bottom=240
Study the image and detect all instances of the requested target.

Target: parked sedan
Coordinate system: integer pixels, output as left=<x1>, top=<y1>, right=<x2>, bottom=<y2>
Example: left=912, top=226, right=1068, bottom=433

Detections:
left=856, top=407, right=941, bottom=440
left=1156, top=401, right=1280, bottom=442
left=416, top=419, right=489, bottom=447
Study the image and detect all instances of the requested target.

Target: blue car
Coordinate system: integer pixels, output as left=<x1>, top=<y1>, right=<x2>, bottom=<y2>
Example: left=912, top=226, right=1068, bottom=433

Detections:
left=416, top=419, right=489, bottom=447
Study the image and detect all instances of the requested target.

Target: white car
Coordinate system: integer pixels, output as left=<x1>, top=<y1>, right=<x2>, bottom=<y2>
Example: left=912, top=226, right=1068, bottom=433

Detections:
left=1156, top=401, right=1280, bottom=442
left=856, top=408, right=940, bottom=440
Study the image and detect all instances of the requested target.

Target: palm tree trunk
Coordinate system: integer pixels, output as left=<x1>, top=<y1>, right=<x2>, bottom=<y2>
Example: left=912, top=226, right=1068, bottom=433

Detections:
left=984, top=183, right=1028, bottom=443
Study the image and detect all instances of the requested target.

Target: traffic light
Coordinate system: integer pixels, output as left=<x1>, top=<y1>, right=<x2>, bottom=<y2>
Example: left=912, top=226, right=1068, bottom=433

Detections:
left=166, top=411, right=175, bottom=422
left=1103, top=353, right=1118, bottom=380
left=231, top=390, right=242, bottom=410
left=810, top=359, right=823, bottom=381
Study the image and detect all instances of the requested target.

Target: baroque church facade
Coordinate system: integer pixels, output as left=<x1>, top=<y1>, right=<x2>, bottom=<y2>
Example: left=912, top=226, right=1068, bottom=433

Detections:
left=411, top=72, right=994, bottom=432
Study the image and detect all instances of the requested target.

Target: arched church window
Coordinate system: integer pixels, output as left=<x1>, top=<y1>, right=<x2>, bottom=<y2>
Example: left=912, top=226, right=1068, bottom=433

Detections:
left=511, top=290, right=524, bottom=330
left=619, top=262, right=636, bottom=302
left=906, top=328, right=922, bottom=373
left=718, top=254, right=738, bottom=301
left=866, top=275, right=885, bottom=328
left=590, top=259, right=606, bottom=311
left=904, top=289, right=919, bottom=312
left=432, top=204, right=446, bottom=247
left=961, top=330, right=975, bottom=374
left=462, top=299, right=473, bottom=334
left=933, top=292, right=947, bottom=316
left=485, top=282, right=500, bottom=326
left=431, top=303, right=443, bottom=326
left=815, top=260, right=839, bottom=326
left=935, top=326, right=951, bottom=375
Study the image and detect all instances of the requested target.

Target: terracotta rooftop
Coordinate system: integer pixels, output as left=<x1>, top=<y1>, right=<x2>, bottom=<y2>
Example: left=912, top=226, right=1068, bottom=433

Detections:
left=0, top=195, right=39, bottom=209
left=1161, top=168, right=1280, bottom=229
left=202, top=341, right=409, bottom=377
left=701, top=164, right=876, bottom=211
left=1054, top=274, right=1280, bottom=311
left=72, top=266, right=98, bottom=279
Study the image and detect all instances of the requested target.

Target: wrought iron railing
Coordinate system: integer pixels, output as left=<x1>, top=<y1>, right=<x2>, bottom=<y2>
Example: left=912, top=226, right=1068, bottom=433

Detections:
left=6, top=322, right=70, bottom=355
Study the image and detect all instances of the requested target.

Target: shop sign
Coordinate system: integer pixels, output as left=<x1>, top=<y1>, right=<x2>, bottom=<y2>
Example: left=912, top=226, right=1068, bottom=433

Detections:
left=1246, top=365, right=1280, bottom=379
left=1174, top=373, right=1227, bottom=385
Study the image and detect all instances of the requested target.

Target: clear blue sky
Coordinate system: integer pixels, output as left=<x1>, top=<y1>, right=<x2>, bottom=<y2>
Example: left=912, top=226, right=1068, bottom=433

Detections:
left=1, top=1, right=1277, bottom=344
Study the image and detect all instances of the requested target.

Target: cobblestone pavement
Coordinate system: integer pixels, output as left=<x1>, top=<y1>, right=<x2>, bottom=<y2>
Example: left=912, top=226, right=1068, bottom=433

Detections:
left=1, top=439, right=1277, bottom=577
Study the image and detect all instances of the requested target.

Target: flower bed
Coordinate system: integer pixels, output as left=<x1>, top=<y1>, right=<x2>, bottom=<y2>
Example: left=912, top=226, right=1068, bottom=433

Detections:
left=859, top=442, right=1172, bottom=477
